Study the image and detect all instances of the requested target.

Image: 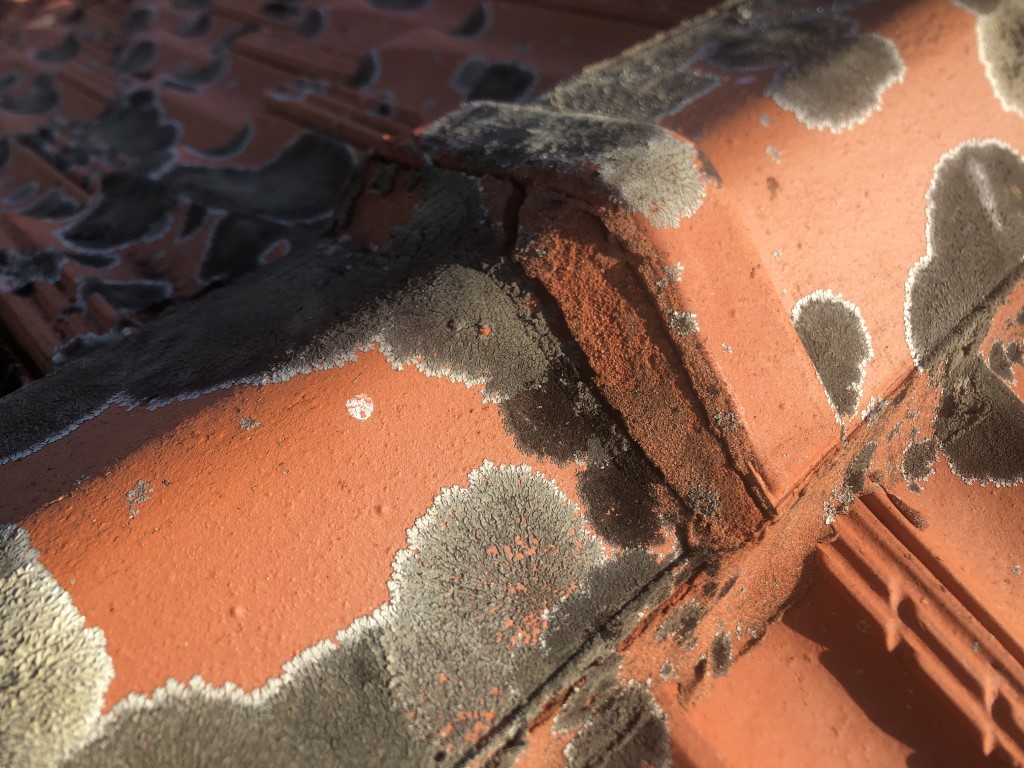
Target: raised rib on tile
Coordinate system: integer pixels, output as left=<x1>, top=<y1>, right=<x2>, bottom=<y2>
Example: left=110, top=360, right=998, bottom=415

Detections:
left=863, top=487, right=1024, bottom=671
left=820, top=497, right=1024, bottom=763
left=264, top=97, right=416, bottom=164
left=0, top=292, right=62, bottom=374
left=231, top=33, right=363, bottom=82
left=497, top=0, right=693, bottom=27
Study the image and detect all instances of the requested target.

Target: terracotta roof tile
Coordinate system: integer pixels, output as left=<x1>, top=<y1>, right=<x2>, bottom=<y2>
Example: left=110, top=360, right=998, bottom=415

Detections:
left=3, top=0, right=1024, bottom=766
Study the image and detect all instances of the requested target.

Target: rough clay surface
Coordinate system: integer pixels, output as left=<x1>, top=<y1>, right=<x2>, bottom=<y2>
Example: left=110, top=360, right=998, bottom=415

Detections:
left=792, top=290, right=873, bottom=418
left=0, top=526, right=114, bottom=768
left=905, top=140, right=1024, bottom=485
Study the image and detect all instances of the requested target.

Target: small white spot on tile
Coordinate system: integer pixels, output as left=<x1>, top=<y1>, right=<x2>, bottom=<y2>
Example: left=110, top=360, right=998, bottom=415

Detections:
left=766, top=145, right=782, bottom=164
left=346, top=394, right=374, bottom=420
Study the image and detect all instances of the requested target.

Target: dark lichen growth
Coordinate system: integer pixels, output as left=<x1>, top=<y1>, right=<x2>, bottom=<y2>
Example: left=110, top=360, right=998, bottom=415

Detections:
left=347, top=51, right=380, bottom=90
left=0, top=247, right=66, bottom=290
left=905, top=141, right=1024, bottom=485
left=451, top=59, right=537, bottom=103
left=298, top=9, right=327, bottom=38
left=793, top=290, right=873, bottom=418
left=164, top=132, right=355, bottom=223
left=424, top=102, right=706, bottom=228
left=576, top=446, right=664, bottom=549
left=452, top=4, right=490, bottom=38
left=845, top=441, right=877, bottom=497
left=175, top=13, right=211, bottom=37
left=706, top=14, right=903, bottom=132
left=825, top=441, right=877, bottom=522
left=902, top=438, right=938, bottom=491
left=384, top=463, right=604, bottom=749
left=197, top=215, right=294, bottom=284
left=978, top=2, right=1024, bottom=116
left=990, top=340, right=1014, bottom=381
left=22, top=188, right=84, bottom=220
left=906, top=142, right=1024, bottom=365
left=113, top=40, right=157, bottom=74
left=718, top=572, right=739, bottom=598
left=686, top=484, right=720, bottom=523
left=710, top=630, right=733, bottom=678
left=166, top=55, right=228, bottom=91
left=560, top=676, right=670, bottom=768
left=770, top=34, right=904, bottom=132
left=78, top=278, right=173, bottom=312
left=1007, top=340, right=1023, bottom=366
left=0, top=74, right=58, bottom=116
left=122, top=8, right=154, bottom=35
left=934, top=357, right=1024, bottom=485
left=35, top=34, right=80, bottom=63
left=655, top=599, right=705, bottom=650
left=62, top=174, right=176, bottom=250
left=537, top=8, right=717, bottom=122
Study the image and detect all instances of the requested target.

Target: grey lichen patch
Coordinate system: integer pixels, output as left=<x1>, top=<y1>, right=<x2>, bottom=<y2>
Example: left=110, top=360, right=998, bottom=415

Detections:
left=537, top=56, right=718, bottom=123
left=450, top=58, right=538, bottom=103
left=990, top=340, right=1015, bottom=381
left=668, top=309, right=699, bottom=336
left=705, top=12, right=903, bottom=132
left=238, top=415, right=262, bottom=430
left=710, top=630, right=733, bottom=678
left=824, top=441, right=876, bottom=523
left=378, top=264, right=554, bottom=402
left=713, top=411, right=740, bottom=431
left=0, top=247, right=66, bottom=290
left=384, top=462, right=605, bottom=748
left=0, top=525, right=114, bottom=768
left=770, top=33, right=905, bottom=133
left=655, top=599, right=705, bottom=650
left=934, top=356, right=1024, bottom=485
left=126, top=480, right=152, bottom=519
left=793, top=290, right=874, bottom=418
left=69, top=463, right=630, bottom=766
left=424, top=102, right=706, bottom=228
left=903, top=438, right=938, bottom=492
left=561, top=677, right=670, bottom=768
left=905, top=141, right=1024, bottom=485
left=861, top=396, right=888, bottom=426
left=905, top=141, right=1024, bottom=365
left=978, top=1, right=1024, bottom=117
left=686, top=485, right=720, bottom=524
